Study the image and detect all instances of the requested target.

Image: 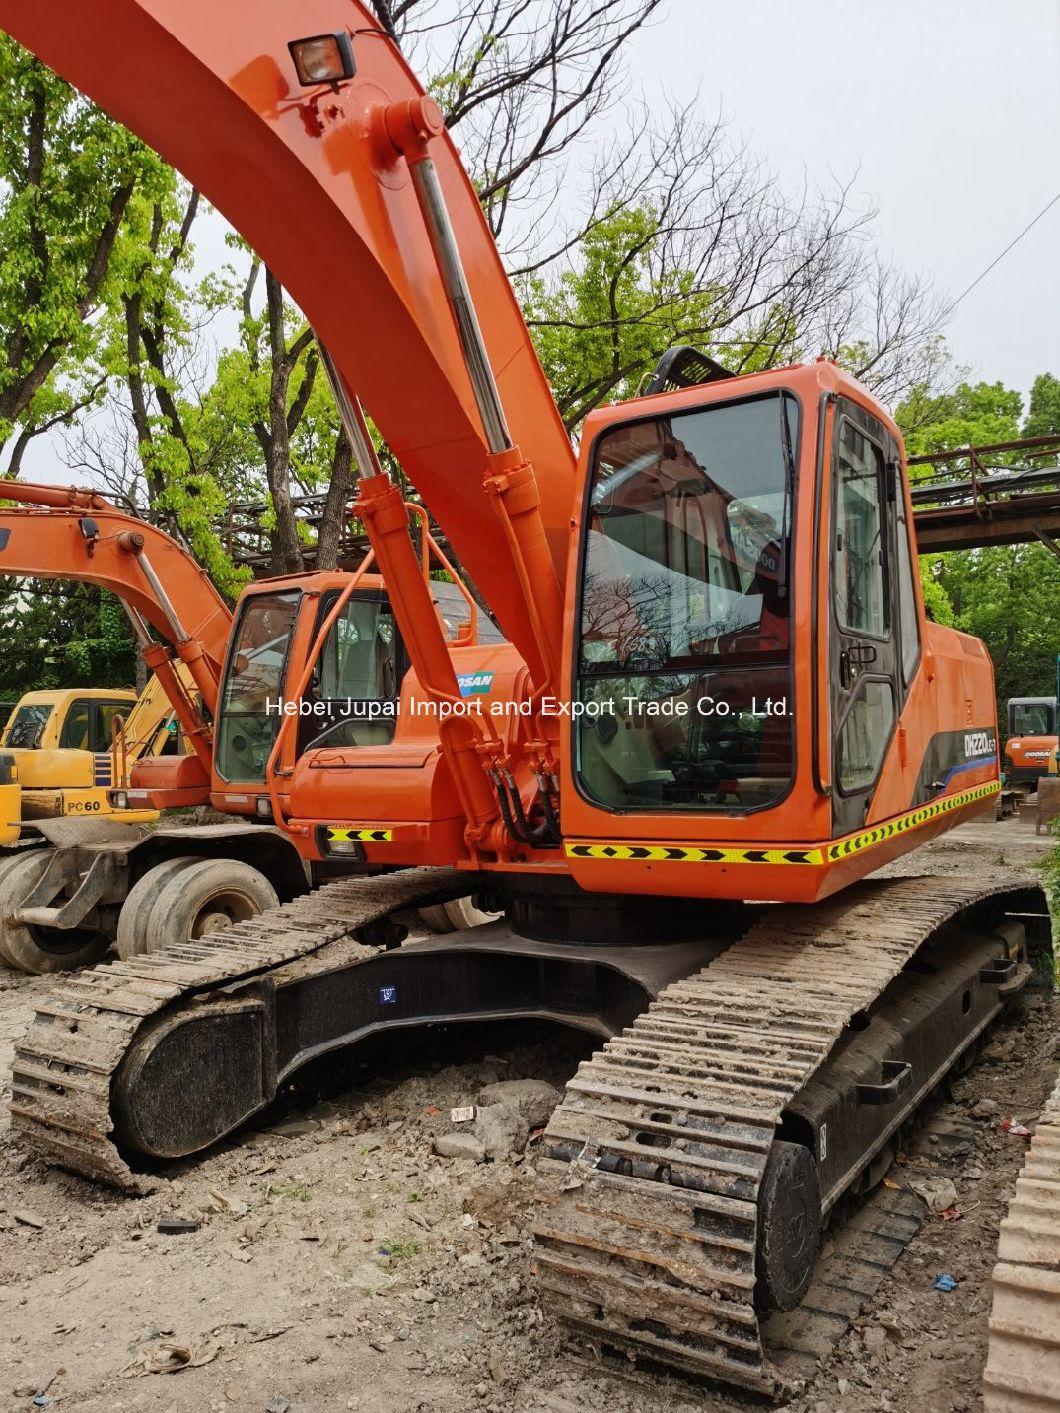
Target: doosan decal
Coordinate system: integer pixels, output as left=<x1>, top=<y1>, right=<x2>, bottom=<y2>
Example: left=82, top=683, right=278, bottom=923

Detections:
left=457, top=671, right=494, bottom=697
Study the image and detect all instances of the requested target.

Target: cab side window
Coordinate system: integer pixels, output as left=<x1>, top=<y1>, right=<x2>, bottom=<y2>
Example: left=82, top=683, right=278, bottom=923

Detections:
left=97, top=702, right=129, bottom=752
left=59, top=700, right=92, bottom=750
left=835, top=423, right=888, bottom=639
left=895, top=489, right=921, bottom=685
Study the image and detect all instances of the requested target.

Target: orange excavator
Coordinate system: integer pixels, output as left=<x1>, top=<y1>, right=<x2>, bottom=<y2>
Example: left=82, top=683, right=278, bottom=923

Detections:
left=1003, top=693, right=1058, bottom=788
left=1, top=4, right=1048, bottom=1401
left=0, top=480, right=496, bottom=970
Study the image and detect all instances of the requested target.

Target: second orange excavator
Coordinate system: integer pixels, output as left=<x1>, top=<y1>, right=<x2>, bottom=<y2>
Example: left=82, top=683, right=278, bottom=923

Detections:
left=0, top=480, right=498, bottom=970
left=0, top=3, right=1048, bottom=1400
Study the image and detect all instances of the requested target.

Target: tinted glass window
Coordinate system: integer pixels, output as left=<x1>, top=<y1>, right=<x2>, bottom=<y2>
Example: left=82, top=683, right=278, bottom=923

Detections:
left=319, top=598, right=395, bottom=700
left=1011, top=702, right=1055, bottom=736
left=429, top=581, right=504, bottom=644
left=577, top=667, right=793, bottom=812
left=576, top=394, right=797, bottom=813
left=59, top=700, right=92, bottom=750
left=835, top=423, right=887, bottom=638
left=304, top=596, right=400, bottom=751
left=216, top=591, right=301, bottom=782
left=97, top=702, right=130, bottom=752
left=838, top=680, right=895, bottom=792
left=581, top=395, right=795, bottom=672
left=5, top=703, right=52, bottom=748
left=895, top=496, right=920, bottom=685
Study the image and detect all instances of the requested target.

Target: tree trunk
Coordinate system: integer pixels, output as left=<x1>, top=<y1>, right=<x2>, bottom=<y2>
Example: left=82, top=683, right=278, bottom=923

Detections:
left=315, top=431, right=354, bottom=571
left=257, top=270, right=313, bottom=575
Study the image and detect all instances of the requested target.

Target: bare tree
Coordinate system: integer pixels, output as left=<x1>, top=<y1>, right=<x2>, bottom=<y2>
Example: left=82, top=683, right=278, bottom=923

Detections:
left=814, top=254, right=951, bottom=405
left=518, top=99, right=949, bottom=426
left=377, top=0, right=664, bottom=248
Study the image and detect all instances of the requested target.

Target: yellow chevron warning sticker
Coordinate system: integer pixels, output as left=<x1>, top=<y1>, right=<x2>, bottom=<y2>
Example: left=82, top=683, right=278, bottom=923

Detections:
left=823, top=780, right=998, bottom=861
left=565, top=842, right=825, bottom=864
left=327, top=827, right=393, bottom=843
left=565, top=780, right=999, bottom=867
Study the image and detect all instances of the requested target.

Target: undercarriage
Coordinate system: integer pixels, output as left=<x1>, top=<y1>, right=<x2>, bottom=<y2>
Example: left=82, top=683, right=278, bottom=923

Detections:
left=8, top=864, right=1050, bottom=1398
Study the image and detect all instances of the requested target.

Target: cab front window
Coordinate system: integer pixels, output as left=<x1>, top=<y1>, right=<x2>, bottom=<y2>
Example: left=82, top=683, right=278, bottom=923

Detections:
left=575, top=392, right=797, bottom=813
left=4, top=703, right=52, bottom=749
left=216, top=591, right=301, bottom=782
left=1010, top=701, right=1056, bottom=737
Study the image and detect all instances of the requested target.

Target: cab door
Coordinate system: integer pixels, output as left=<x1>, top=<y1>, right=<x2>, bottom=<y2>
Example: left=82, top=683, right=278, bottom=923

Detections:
left=829, top=401, right=902, bottom=835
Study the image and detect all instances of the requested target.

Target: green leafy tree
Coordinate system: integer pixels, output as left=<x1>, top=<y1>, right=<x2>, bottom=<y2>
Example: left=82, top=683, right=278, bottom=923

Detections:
left=1023, top=373, right=1060, bottom=439
left=897, top=376, right=1060, bottom=718
left=102, top=186, right=252, bottom=594
left=521, top=204, right=727, bottom=430
left=940, top=545, right=1060, bottom=714
left=0, top=581, right=137, bottom=698
left=0, top=37, right=172, bottom=473
left=898, top=379, right=1024, bottom=458
left=194, top=252, right=355, bottom=575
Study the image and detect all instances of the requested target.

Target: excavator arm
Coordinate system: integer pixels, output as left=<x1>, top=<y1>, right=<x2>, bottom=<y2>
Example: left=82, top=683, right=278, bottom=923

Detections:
left=0, top=483, right=232, bottom=769
left=0, top=0, right=577, bottom=676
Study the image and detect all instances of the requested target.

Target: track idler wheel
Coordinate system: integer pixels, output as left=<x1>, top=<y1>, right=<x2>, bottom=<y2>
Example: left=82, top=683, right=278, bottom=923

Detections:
left=754, top=1140, right=822, bottom=1313
left=112, top=988, right=275, bottom=1159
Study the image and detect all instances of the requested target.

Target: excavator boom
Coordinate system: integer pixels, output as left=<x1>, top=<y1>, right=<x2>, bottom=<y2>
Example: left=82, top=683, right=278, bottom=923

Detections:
left=0, top=482, right=231, bottom=773
left=0, top=0, right=577, bottom=672
left=0, top=484, right=231, bottom=709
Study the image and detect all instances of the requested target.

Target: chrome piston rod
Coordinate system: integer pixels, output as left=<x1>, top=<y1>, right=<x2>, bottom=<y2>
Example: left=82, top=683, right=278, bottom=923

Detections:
left=407, top=155, right=512, bottom=456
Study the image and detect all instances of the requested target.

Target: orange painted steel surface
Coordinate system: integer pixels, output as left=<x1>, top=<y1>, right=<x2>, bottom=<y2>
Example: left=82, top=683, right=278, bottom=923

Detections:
left=287, top=639, right=531, bottom=865
left=1004, top=734, right=1057, bottom=778
left=0, top=0, right=576, bottom=674
left=0, top=489, right=231, bottom=695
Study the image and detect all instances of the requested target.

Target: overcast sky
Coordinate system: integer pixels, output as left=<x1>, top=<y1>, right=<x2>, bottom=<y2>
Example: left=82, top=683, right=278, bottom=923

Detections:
left=631, top=0, right=1060, bottom=402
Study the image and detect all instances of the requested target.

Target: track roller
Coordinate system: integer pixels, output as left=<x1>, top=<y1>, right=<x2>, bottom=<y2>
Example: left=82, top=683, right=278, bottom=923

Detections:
left=754, top=1140, right=822, bottom=1313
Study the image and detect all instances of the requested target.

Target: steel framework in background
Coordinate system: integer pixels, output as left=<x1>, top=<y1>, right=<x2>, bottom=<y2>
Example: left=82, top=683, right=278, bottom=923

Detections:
left=908, top=434, right=1060, bottom=557
left=216, top=434, right=1060, bottom=576
left=216, top=494, right=378, bottom=575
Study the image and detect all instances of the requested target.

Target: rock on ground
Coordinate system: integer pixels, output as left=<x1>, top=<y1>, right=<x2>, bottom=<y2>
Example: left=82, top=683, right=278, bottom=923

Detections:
left=475, top=1079, right=560, bottom=1129
left=474, top=1102, right=529, bottom=1159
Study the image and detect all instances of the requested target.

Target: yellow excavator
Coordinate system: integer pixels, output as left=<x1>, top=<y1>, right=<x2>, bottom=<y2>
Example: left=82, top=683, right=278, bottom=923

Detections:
left=0, top=674, right=192, bottom=826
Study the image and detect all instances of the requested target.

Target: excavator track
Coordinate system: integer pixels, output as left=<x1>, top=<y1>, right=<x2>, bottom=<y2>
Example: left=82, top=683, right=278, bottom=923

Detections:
left=984, top=1064, right=1060, bottom=1412
left=9, top=868, right=469, bottom=1188
left=532, top=874, right=1038, bottom=1400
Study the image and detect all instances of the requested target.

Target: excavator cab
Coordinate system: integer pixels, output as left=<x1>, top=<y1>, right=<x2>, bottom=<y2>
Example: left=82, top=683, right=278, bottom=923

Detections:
left=209, top=566, right=502, bottom=823
left=213, top=576, right=405, bottom=797
left=560, top=360, right=1001, bottom=904
left=1002, top=694, right=1058, bottom=786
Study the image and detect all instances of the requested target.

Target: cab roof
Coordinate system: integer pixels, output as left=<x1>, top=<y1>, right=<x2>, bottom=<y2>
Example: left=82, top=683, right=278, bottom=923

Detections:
left=12, top=688, right=137, bottom=706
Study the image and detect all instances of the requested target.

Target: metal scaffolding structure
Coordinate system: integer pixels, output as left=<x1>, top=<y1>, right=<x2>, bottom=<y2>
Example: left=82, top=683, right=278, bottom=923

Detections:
left=908, top=434, right=1060, bottom=557
left=216, top=434, right=1060, bottom=576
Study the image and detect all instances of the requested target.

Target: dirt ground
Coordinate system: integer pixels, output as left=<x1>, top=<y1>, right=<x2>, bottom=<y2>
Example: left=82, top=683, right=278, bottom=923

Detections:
left=0, top=814, right=1055, bottom=1413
